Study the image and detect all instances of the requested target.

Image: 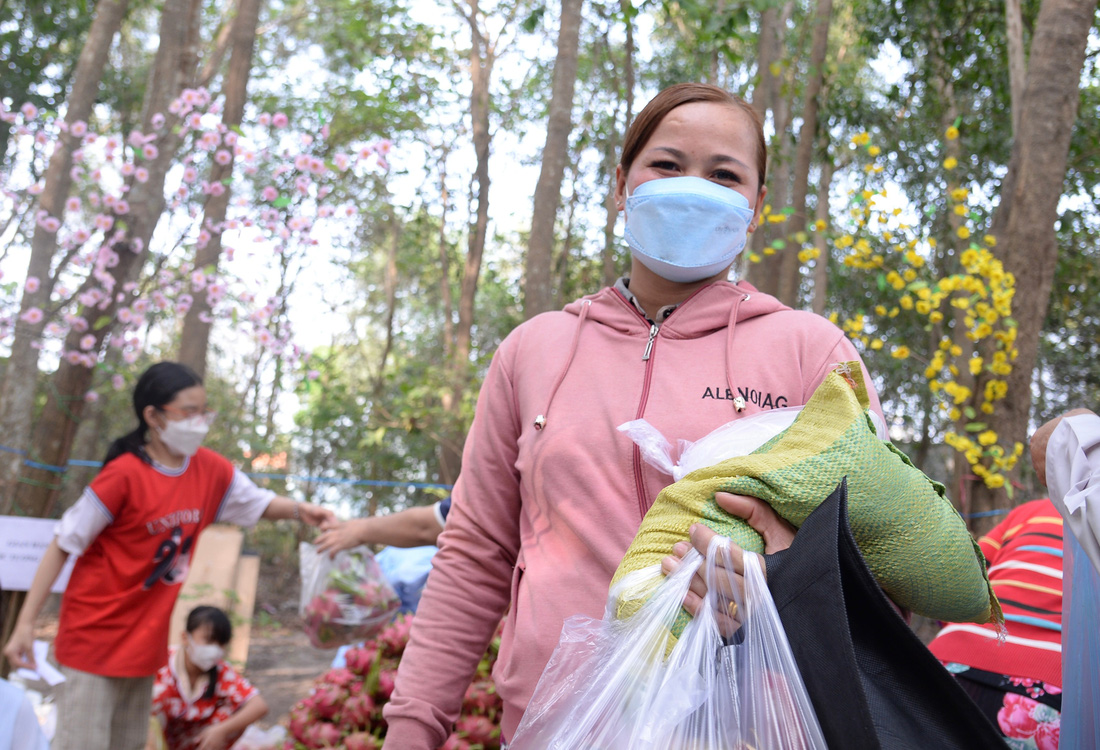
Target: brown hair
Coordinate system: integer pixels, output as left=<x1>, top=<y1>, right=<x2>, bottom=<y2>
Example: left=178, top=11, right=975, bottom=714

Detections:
left=619, top=83, right=767, bottom=189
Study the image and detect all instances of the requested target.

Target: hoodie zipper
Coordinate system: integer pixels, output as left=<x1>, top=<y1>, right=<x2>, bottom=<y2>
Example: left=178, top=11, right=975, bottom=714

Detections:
left=612, top=285, right=731, bottom=519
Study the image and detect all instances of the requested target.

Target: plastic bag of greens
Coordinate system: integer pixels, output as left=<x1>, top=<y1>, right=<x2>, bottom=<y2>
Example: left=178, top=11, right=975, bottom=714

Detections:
left=298, top=543, right=400, bottom=649
left=510, top=537, right=826, bottom=749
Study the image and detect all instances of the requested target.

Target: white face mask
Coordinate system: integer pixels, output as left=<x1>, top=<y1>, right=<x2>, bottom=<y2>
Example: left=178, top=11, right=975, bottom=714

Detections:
left=158, top=415, right=209, bottom=457
left=624, top=176, right=756, bottom=283
left=186, top=640, right=224, bottom=671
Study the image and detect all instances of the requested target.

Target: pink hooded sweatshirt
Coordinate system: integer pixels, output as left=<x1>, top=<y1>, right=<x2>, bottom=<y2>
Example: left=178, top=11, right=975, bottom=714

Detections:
left=382, top=280, right=882, bottom=747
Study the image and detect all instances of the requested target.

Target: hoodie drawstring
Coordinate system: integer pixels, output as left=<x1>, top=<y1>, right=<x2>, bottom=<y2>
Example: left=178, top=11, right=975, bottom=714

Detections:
left=534, top=299, right=592, bottom=431
left=724, top=293, right=751, bottom=412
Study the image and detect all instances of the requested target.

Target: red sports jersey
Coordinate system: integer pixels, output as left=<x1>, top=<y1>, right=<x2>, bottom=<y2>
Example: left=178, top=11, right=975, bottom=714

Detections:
left=55, top=449, right=235, bottom=676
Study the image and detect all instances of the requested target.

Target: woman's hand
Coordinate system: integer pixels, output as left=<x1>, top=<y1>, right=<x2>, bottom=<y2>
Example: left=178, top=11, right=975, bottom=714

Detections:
left=297, top=502, right=337, bottom=527
left=2, top=623, right=36, bottom=671
left=314, top=518, right=366, bottom=556
left=195, top=722, right=232, bottom=750
left=661, top=492, right=795, bottom=620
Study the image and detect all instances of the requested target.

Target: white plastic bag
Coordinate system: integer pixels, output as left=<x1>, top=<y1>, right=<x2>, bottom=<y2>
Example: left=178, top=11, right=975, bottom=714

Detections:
left=298, top=543, right=400, bottom=649
left=511, top=537, right=826, bottom=749
left=618, top=407, right=803, bottom=481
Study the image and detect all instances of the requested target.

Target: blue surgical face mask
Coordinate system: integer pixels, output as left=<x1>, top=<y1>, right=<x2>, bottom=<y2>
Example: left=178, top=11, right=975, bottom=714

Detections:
left=624, top=176, right=756, bottom=283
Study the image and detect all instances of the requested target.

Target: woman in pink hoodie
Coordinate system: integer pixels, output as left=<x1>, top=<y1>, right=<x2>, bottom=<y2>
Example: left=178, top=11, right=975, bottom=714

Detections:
left=381, top=82, right=883, bottom=748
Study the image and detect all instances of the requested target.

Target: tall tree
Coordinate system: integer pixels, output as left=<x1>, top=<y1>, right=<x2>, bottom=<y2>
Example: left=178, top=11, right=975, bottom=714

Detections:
left=178, top=0, right=264, bottom=377
left=777, top=0, right=832, bottom=306
left=966, top=0, right=1095, bottom=534
left=438, top=0, right=517, bottom=483
left=0, top=0, right=131, bottom=508
left=524, top=0, right=584, bottom=318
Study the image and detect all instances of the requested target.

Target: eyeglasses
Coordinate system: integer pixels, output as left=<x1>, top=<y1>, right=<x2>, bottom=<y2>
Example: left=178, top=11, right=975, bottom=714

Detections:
left=160, top=405, right=218, bottom=425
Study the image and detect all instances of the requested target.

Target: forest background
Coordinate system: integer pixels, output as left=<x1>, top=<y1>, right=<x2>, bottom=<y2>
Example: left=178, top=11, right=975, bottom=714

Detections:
left=0, top=0, right=1098, bottom=650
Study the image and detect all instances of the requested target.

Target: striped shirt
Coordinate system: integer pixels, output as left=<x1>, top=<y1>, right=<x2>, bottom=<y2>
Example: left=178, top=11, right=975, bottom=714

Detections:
left=929, top=498, right=1063, bottom=686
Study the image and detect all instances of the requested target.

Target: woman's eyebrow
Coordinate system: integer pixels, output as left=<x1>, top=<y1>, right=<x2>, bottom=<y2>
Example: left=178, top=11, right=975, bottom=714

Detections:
left=650, top=146, right=749, bottom=170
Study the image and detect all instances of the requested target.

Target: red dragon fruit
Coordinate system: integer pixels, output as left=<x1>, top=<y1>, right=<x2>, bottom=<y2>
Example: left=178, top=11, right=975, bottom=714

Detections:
left=285, top=614, right=506, bottom=750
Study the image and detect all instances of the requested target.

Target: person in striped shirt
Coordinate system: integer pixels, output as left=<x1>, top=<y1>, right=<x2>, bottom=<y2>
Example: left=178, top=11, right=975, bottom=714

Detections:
left=928, top=498, right=1063, bottom=749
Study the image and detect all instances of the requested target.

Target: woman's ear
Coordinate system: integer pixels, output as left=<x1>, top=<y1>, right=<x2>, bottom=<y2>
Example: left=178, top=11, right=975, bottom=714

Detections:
left=142, top=405, right=162, bottom=433
left=614, top=164, right=627, bottom=212
left=750, top=184, right=768, bottom=233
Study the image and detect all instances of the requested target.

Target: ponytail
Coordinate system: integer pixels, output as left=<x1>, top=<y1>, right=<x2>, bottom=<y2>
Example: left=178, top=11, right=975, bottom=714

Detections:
left=103, top=427, right=151, bottom=467
left=101, top=361, right=203, bottom=469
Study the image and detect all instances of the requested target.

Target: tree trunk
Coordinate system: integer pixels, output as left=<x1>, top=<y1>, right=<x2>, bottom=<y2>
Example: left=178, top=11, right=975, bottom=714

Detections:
left=439, top=0, right=496, bottom=484
left=178, top=0, right=263, bottom=377
left=600, top=0, right=634, bottom=288
left=523, top=0, right=583, bottom=318
left=777, top=0, right=832, bottom=307
left=1005, top=0, right=1026, bottom=139
left=745, top=1, right=794, bottom=296
left=0, top=0, right=131, bottom=512
left=965, top=0, right=1093, bottom=536
left=436, top=151, right=455, bottom=358
left=810, top=156, right=834, bottom=315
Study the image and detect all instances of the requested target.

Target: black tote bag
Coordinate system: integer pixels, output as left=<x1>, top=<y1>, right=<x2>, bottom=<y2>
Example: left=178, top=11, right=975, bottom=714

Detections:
left=764, top=479, right=1009, bottom=749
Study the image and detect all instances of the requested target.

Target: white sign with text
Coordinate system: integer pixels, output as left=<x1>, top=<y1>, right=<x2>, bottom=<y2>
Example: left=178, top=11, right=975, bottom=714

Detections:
left=0, top=516, right=75, bottom=592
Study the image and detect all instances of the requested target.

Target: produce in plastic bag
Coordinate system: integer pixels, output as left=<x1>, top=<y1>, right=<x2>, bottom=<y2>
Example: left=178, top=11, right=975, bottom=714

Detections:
left=618, top=405, right=802, bottom=482
left=510, top=537, right=826, bottom=750
left=614, top=364, right=999, bottom=632
left=299, top=543, right=401, bottom=649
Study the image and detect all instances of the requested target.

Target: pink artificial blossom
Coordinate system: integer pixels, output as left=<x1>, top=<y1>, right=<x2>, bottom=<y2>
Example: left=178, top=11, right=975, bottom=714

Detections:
left=20, top=102, right=38, bottom=120
left=28, top=183, right=44, bottom=195
left=114, top=200, right=130, bottom=215
left=38, top=215, right=61, bottom=233
left=183, top=166, right=199, bottom=183
left=262, top=186, right=278, bottom=202
left=20, top=307, right=44, bottom=324
left=112, top=374, right=126, bottom=390
left=79, top=334, right=96, bottom=351
left=121, top=163, right=135, bottom=176
left=257, top=112, right=271, bottom=126
left=117, top=308, right=133, bottom=324
left=127, top=130, right=145, bottom=148
left=135, top=166, right=149, bottom=183
left=334, top=153, right=350, bottom=171
left=142, top=143, right=158, bottom=160
left=188, top=113, right=203, bottom=130
left=214, top=149, right=232, bottom=165
left=70, top=166, right=84, bottom=181
left=71, top=120, right=88, bottom=137
left=94, top=214, right=114, bottom=231
left=307, top=370, right=320, bottom=380
left=24, top=277, right=40, bottom=293
left=65, top=196, right=81, bottom=212
left=151, top=112, right=166, bottom=129
left=272, top=112, right=288, bottom=128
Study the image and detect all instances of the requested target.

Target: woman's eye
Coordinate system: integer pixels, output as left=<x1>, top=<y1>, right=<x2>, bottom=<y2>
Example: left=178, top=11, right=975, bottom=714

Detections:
left=712, top=170, right=740, bottom=183
left=650, top=160, right=679, bottom=171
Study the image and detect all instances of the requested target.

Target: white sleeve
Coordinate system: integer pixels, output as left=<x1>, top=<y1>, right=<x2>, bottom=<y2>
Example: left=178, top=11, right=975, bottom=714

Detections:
left=54, top=488, right=113, bottom=556
left=215, top=468, right=276, bottom=527
left=1047, top=413, right=1100, bottom=573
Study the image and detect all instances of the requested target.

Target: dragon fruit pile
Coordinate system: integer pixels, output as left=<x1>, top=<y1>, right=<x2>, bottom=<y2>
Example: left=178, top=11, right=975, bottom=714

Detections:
left=300, top=545, right=401, bottom=650
left=285, top=614, right=505, bottom=750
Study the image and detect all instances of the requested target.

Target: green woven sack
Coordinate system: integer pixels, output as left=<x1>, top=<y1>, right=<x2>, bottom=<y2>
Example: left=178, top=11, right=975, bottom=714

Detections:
left=611, top=363, right=1000, bottom=634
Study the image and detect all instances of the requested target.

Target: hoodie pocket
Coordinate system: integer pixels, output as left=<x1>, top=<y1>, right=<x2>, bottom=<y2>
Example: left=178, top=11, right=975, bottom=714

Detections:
left=492, top=554, right=527, bottom=691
